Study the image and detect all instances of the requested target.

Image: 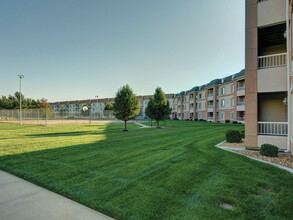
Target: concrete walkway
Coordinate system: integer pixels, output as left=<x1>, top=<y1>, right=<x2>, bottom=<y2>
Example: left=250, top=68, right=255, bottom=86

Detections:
left=135, top=122, right=151, bottom=128
left=0, top=170, right=114, bottom=220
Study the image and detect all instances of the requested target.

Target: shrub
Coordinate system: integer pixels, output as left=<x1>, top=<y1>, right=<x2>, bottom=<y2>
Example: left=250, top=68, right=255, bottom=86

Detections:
left=225, top=130, right=241, bottom=143
left=260, top=144, right=278, bottom=157
left=232, top=121, right=238, bottom=124
left=199, top=119, right=204, bottom=121
left=173, top=118, right=179, bottom=120
left=240, top=130, right=245, bottom=139
left=203, top=120, right=207, bottom=122
left=194, top=118, right=198, bottom=121
left=217, top=121, right=220, bottom=123
left=225, top=120, right=230, bottom=123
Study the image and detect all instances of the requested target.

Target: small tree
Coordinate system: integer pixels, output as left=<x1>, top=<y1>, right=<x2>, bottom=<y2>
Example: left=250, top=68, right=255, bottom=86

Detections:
left=163, top=100, right=172, bottom=125
left=113, top=84, right=140, bottom=131
left=104, top=102, right=114, bottom=110
left=149, top=87, right=170, bottom=128
left=145, top=98, right=154, bottom=126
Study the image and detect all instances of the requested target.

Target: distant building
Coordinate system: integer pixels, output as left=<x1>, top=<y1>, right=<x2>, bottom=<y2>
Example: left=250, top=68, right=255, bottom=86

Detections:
left=171, top=70, right=245, bottom=123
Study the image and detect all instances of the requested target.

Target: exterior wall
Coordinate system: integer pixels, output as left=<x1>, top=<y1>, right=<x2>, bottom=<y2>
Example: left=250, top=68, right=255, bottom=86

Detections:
left=258, top=135, right=288, bottom=150
left=257, top=0, right=286, bottom=27
left=258, top=67, right=288, bottom=92
left=245, top=0, right=258, bottom=148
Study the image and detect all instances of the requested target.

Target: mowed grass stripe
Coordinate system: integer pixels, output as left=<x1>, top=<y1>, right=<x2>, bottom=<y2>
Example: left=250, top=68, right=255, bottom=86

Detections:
left=0, top=121, right=292, bottom=219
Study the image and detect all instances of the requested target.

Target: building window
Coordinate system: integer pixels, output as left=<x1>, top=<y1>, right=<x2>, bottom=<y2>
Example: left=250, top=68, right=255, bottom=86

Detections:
left=231, top=111, right=234, bottom=120
left=221, top=100, right=225, bottom=107
left=198, top=112, right=202, bottom=119
left=231, top=85, right=234, bottom=93
left=221, top=112, right=225, bottom=120
left=199, top=93, right=202, bottom=99
left=221, top=87, right=225, bottom=95
left=199, top=103, right=202, bottom=109
left=231, top=99, right=234, bottom=107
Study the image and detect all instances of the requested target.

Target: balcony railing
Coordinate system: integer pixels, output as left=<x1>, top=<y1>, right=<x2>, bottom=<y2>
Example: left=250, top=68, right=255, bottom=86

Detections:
left=258, top=122, right=288, bottom=136
left=258, top=53, right=287, bottom=69
left=208, top=105, right=213, bottom=109
left=237, top=102, right=245, bottom=106
left=237, top=86, right=245, bottom=91
left=237, top=117, right=245, bottom=121
left=258, top=0, right=268, bottom=2
left=208, top=117, right=213, bottom=121
left=208, top=94, right=213, bottom=97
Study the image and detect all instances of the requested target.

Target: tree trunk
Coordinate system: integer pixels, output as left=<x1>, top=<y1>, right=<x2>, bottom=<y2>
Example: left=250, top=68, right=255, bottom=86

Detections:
left=123, top=121, right=128, bottom=131
left=151, top=119, right=152, bottom=127
left=156, top=120, right=160, bottom=128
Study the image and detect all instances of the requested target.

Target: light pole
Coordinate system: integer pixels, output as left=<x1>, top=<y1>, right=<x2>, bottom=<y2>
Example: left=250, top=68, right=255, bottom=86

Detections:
left=18, top=74, right=24, bottom=124
left=95, top=95, right=99, bottom=120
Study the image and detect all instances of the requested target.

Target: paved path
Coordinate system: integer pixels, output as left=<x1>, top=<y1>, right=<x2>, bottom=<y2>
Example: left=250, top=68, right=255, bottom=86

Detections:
left=135, top=122, right=151, bottom=128
left=0, top=170, right=114, bottom=220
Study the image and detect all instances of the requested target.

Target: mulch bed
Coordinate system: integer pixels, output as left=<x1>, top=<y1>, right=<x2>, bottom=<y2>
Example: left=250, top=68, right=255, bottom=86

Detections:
left=230, top=150, right=293, bottom=169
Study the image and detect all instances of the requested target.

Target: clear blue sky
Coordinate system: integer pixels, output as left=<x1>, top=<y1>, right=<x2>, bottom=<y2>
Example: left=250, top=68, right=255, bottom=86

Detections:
left=0, top=0, right=245, bottom=102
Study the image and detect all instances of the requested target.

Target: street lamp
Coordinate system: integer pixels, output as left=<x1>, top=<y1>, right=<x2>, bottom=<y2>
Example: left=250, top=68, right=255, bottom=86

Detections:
left=18, top=74, right=24, bottom=124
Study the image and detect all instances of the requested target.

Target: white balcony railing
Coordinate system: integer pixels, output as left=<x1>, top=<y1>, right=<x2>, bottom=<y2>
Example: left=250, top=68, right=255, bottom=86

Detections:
left=258, top=122, right=288, bottom=136
left=208, top=105, right=213, bottom=109
left=258, top=53, right=287, bottom=69
left=237, top=86, right=245, bottom=91
left=237, top=102, right=245, bottom=106
left=208, top=117, right=213, bottom=121
left=208, top=94, right=213, bottom=97
left=237, top=117, right=245, bottom=121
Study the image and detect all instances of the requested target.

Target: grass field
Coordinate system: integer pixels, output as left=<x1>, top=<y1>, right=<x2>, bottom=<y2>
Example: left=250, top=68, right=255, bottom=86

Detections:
left=0, top=121, right=292, bottom=219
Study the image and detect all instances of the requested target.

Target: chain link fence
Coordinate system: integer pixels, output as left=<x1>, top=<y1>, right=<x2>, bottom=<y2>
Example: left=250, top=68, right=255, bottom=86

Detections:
left=0, top=109, right=117, bottom=125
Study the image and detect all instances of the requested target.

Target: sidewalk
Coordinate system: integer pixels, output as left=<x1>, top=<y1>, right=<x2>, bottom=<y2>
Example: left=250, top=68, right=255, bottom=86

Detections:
left=0, top=170, right=114, bottom=220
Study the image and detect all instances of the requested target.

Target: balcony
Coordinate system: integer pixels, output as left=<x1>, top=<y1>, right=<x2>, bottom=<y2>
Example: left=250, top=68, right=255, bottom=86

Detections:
left=208, top=94, right=213, bottom=101
left=237, top=102, right=245, bottom=111
left=237, top=86, right=245, bottom=96
left=207, top=105, right=214, bottom=113
left=190, top=99, right=194, bottom=103
left=258, top=53, right=286, bottom=69
left=208, top=117, right=213, bottom=121
left=190, top=108, right=194, bottom=113
left=257, top=0, right=286, bottom=27
left=258, top=121, right=288, bottom=136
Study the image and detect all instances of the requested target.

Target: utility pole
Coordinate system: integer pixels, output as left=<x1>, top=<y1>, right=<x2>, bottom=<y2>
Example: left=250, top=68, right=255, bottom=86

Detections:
left=18, top=74, right=24, bottom=124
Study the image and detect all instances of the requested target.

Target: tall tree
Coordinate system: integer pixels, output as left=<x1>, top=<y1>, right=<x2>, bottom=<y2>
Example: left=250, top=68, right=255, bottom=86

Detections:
left=113, top=84, right=140, bottom=131
left=149, top=87, right=171, bottom=128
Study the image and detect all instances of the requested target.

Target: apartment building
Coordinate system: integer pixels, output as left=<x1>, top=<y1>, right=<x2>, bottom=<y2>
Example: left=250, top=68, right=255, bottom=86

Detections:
left=172, top=70, right=245, bottom=123
left=245, top=0, right=292, bottom=153
left=51, top=94, right=174, bottom=119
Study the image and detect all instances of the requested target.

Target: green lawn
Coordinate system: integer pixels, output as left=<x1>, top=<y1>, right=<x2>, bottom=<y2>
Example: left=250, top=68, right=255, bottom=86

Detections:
left=0, top=121, right=292, bottom=219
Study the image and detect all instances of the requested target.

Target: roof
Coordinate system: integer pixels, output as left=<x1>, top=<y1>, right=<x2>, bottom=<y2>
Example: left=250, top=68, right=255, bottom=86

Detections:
left=174, top=69, right=245, bottom=97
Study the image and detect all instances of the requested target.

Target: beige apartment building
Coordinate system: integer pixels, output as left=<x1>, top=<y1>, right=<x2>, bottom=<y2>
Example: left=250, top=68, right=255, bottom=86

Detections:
left=172, top=70, right=245, bottom=123
left=51, top=94, right=174, bottom=119
left=245, top=0, right=292, bottom=153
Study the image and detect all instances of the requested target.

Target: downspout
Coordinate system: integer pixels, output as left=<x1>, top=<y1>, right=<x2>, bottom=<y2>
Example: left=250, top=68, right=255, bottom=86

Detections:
left=286, top=0, right=291, bottom=153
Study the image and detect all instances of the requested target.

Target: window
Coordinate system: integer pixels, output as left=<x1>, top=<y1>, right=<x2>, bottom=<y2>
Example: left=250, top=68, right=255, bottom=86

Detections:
left=221, top=112, right=225, bottom=120
left=231, top=111, right=234, bottom=120
left=221, top=87, right=225, bottom=95
left=199, top=93, right=202, bottom=99
left=198, top=112, right=202, bottom=119
left=231, top=85, right=234, bottom=93
left=199, top=103, right=202, bottom=109
left=231, top=99, right=234, bottom=107
left=221, top=100, right=225, bottom=107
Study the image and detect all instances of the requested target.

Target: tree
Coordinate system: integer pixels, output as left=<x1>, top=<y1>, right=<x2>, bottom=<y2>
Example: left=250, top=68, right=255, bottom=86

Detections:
left=104, top=102, right=114, bottom=110
left=163, top=100, right=172, bottom=125
left=145, top=98, right=154, bottom=126
left=148, top=87, right=171, bottom=128
left=113, top=84, right=140, bottom=131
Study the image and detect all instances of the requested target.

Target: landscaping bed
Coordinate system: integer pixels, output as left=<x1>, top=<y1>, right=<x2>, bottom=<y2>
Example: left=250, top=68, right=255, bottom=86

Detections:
left=230, top=149, right=293, bottom=169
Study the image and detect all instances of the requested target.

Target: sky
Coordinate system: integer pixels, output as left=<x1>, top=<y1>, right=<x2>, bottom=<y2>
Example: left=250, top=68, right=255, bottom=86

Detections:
left=0, top=0, right=245, bottom=102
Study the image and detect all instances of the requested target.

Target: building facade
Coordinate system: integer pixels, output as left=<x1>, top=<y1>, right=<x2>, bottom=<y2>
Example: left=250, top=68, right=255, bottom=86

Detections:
left=51, top=94, right=174, bottom=119
left=245, top=0, right=292, bottom=153
left=172, top=70, right=245, bottom=123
